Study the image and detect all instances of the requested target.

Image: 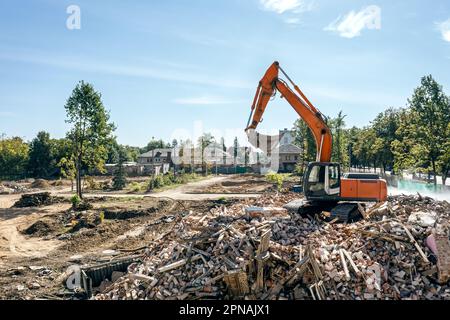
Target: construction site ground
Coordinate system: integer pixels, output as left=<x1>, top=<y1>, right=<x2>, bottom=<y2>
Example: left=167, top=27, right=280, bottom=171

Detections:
left=0, top=174, right=274, bottom=299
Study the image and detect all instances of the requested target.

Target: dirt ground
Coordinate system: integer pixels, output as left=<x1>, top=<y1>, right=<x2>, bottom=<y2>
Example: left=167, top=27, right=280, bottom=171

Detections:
left=0, top=175, right=273, bottom=299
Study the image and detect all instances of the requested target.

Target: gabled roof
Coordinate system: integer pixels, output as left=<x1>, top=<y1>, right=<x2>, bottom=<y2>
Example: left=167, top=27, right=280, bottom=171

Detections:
left=139, top=148, right=173, bottom=158
left=278, top=144, right=302, bottom=154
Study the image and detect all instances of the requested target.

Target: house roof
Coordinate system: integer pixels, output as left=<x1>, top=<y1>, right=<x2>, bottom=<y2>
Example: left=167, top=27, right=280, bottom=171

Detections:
left=278, top=144, right=302, bottom=154
left=139, top=148, right=173, bottom=158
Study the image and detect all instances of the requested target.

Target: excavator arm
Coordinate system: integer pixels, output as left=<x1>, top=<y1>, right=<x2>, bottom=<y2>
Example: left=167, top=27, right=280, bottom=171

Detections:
left=245, top=61, right=332, bottom=163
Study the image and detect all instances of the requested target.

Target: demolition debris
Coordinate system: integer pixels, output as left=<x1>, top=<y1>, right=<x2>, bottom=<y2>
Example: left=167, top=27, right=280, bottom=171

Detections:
left=89, top=193, right=450, bottom=300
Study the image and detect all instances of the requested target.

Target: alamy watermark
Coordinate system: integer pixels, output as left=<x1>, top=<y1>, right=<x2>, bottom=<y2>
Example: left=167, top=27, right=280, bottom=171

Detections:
left=66, top=5, right=81, bottom=30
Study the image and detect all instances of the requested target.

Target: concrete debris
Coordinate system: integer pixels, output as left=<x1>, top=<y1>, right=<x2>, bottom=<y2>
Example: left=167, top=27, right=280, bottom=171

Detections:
left=93, top=193, right=450, bottom=300
left=408, top=211, right=437, bottom=228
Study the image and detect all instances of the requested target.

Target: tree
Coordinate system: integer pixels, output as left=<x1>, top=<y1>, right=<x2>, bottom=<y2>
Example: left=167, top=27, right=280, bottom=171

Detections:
left=401, top=75, right=450, bottom=185
left=27, top=131, right=54, bottom=178
left=0, top=136, right=29, bottom=179
left=65, top=81, right=115, bottom=198
left=371, top=108, right=400, bottom=173
left=172, top=139, right=178, bottom=148
left=439, top=123, right=450, bottom=185
left=233, top=137, right=239, bottom=172
left=197, top=133, right=215, bottom=175
left=112, top=148, right=127, bottom=190
left=352, top=127, right=378, bottom=172
left=292, top=119, right=315, bottom=175
left=220, top=137, right=227, bottom=165
left=58, top=156, right=76, bottom=191
left=329, top=111, right=349, bottom=168
left=142, top=138, right=169, bottom=153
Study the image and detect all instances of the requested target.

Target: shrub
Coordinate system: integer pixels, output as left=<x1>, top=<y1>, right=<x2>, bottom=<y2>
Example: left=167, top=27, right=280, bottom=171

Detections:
left=266, top=172, right=284, bottom=191
left=70, top=194, right=81, bottom=208
left=85, top=176, right=100, bottom=190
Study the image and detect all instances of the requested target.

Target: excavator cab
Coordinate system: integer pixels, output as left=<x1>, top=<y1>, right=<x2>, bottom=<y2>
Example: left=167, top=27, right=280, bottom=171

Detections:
left=303, top=162, right=341, bottom=201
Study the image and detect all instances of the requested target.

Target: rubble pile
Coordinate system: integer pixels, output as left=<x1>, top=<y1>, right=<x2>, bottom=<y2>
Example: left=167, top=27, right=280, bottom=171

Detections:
left=13, top=192, right=63, bottom=208
left=0, top=182, right=28, bottom=194
left=94, top=193, right=450, bottom=300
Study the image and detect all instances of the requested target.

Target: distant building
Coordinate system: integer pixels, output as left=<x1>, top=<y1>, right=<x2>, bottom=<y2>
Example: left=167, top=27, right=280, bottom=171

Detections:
left=138, top=148, right=173, bottom=166
left=277, top=128, right=302, bottom=172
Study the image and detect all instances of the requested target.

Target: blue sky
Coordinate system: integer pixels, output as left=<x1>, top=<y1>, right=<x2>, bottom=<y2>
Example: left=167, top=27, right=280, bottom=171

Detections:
left=0, top=0, right=449, bottom=147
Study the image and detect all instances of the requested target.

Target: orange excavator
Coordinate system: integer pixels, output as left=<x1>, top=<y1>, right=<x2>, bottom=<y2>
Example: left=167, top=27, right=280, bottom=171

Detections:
left=245, top=62, right=387, bottom=221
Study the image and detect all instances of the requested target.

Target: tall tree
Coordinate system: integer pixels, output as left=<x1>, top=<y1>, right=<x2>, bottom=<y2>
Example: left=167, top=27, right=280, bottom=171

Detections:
left=233, top=137, right=239, bottom=169
left=65, top=81, right=115, bottom=198
left=371, top=108, right=400, bottom=173
left=329, top=111, right=348, bottom=167
left=403, top=75, right=450, bottom=185
left=220, top=137, right=227, bottom=165
left=112, top=147, right=127, bottom=190
left=439, top=123, right=450, bottom=185
left=27, top=131, right=54, bottom=178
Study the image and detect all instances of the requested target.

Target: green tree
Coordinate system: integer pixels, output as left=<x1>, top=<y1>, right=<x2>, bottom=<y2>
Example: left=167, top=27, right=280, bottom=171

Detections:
left=27, top=131, right=54, bottom=178
left=353, top=127, right=378, bottom=172
left=0, top=136, right=29, bottom=179
left=112, top=148, right=127, bottom=190
left=292, top=119, right=316, bottom=175
left=64, top=81, right=116, bottom=198
left=329, top=111, right=348, bottom=168
left=58, top=156, right=76, bottom=191
left=439, top=123, right=450, bottom=185
left=142, top=138, right=169, bottom=153
left=396, top=75, right=450, bottom=185
left=371, top=108, right=400, bottom=173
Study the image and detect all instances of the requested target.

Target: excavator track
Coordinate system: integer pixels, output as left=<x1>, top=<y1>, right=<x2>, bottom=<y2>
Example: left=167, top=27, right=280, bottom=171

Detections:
left=330, top=203, right=360, bottom=223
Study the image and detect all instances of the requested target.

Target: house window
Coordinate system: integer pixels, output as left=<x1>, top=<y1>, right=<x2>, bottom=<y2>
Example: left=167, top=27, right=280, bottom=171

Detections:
left=295, top=156, right=298, bottom=161
left=284, top=137, right=288, bottom=144
left=147, top=159, right=150, bottom=163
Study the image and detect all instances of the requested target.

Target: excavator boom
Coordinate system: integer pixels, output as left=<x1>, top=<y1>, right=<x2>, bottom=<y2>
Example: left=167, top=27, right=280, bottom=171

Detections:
left=246, top=61, right=332, bottom=163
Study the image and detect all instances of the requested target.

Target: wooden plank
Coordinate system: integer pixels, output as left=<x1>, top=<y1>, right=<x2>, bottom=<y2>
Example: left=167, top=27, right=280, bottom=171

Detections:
left=339, top=249, right=351, bottom=281
left=157, top=259, right=187, bottom=273
left=341, top=249, right=362, bottom=276
left=398, top=223, right=429, bottom=263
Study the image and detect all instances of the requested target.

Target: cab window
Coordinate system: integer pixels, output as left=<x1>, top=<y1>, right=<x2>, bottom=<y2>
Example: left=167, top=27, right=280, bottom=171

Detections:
left=328, top=165, right=340, bottom=189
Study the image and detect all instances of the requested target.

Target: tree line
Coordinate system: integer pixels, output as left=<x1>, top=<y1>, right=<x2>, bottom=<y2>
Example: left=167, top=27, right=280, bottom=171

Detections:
left=1, top=74, right=449, bottom=192
left=292, top=75, right=450, bottom=185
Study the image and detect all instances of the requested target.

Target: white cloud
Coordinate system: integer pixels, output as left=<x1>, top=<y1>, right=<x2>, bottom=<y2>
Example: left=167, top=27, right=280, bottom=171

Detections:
left=436, top=19, right=450, bottom=42
left=260, top=0, right=314, bottom=14
left=325, top=5, right=381, bottom=38
left=260, top=0, right=302, bottom=14
left=173, top=96, right=245, bottom=106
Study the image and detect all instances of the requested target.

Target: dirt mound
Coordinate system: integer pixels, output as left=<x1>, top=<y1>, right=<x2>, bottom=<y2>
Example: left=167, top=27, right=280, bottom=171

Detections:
left=14, top=192, right=57, bottom=208
left=23, top=220, right=54, bottom=237
left=31, top=179, right=50, bottom=189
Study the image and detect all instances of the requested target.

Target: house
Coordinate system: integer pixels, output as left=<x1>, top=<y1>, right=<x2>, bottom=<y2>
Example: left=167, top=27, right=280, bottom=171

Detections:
left=277, top=128, right=302, bottom=172
left=138, top=148, right=173, bottom=165
left=137, top=148, right=173, bottom=175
